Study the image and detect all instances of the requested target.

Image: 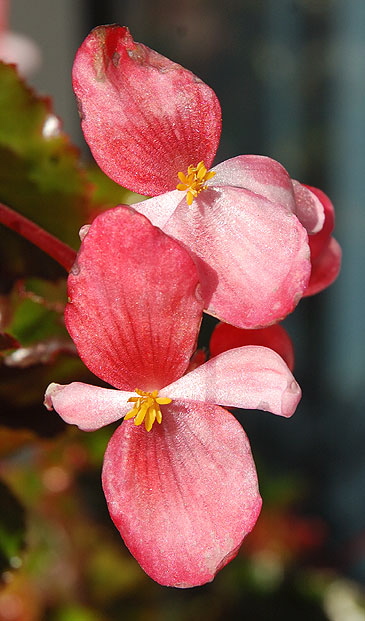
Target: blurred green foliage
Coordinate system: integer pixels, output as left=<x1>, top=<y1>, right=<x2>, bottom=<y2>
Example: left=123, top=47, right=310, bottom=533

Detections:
left=0, top=61, right=87, bottom=248
left=0, top=481, right=25, bottom=574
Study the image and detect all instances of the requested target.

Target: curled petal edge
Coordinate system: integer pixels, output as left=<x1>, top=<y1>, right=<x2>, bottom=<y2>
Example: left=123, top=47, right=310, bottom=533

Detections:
left=162, top=346, right=301, bottom=418
left=304, top=237, right=342, bottom=297
left=44, top=382, right=133, bottom=431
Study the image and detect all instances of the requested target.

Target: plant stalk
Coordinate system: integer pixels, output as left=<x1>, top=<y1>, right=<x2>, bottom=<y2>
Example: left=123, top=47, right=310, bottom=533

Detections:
left=0, top=202, right=77, bottom=271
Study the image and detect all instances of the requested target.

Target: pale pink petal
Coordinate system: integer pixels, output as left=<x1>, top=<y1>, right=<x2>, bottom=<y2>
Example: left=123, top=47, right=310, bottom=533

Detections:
left=162, top=346, right=301, bottom=418
left=0, top=32, right=41, bottom=76
left=66, top=206, right=204, bottom=391
left=132, top=190, right=183, bottom=229
left=306, top=185, right=336, bottom=260
left=209, top=322, right=295, bottom=371
left=102, top=402, right=261, bottom=587
left=44, top=382, right=133, bottom=431
left=212, top=155, right=296, bottom=211
left=291, top=181, right=325, bottom=234
left=72, top=25, right=221, bottom=196
left=297, top=186, right=341, bottom=296
left=163, top=185, right=310, bottom=328
left=304, top=237, right=342, bottom=297
left=212, top=156, right=324, bottom=235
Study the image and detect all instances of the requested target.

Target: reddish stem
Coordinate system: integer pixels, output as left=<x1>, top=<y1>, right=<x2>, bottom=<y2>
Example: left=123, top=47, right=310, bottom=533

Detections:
left=0, top=202, right=77, bottom=271
left=0, top=0, right=9, bottom=36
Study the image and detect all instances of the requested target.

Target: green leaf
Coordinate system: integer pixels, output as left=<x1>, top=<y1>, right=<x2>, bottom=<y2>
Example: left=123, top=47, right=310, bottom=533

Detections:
left=52, top=605, right=101, bottom=621
left=0, top=479, right=26, bottom=574
left=0, top=62, right=88, bottom=248
left=10, top=298, right=62, bottom=345
left=86, top=164, right=146, bottom=211
left=3, top=277, right=68, bottom=347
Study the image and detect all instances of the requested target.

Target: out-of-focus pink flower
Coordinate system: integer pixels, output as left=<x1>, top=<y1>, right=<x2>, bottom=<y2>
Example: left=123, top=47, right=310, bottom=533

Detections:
left=301, top=186, right=342, bottom=296
left=0, top=32, right=41, bottom=75
left=71, top=25, right=326, bottom=329
left=44, top=206, right=301, bottom=587
left=210, top=322, right=295, bottom=372
left=0, top=1, right=41, bottom=76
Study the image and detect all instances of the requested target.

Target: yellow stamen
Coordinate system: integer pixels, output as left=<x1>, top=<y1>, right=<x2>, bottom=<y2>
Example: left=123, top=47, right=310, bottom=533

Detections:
left=176, top=160, right=216, bottom=205
left=125, top=389, right=172, bottom=432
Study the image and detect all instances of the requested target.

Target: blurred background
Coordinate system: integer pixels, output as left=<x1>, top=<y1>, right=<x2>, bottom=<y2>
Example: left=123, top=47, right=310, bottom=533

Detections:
left=0, top=0, right=364, bottom=619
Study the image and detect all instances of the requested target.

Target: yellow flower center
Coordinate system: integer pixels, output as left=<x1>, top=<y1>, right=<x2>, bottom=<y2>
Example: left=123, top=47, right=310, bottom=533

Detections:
left=124, top=389, right=172, bottom=432
left=176, top=161, right=216, bottom=205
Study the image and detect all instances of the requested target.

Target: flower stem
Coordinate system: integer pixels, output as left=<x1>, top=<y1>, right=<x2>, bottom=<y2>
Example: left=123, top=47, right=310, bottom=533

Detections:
left=0, top=0, right=9, bottom=35
left=0, top=202, right=77, bottom=271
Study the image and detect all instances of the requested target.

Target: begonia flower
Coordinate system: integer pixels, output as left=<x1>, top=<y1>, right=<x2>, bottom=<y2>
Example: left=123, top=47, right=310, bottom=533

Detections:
left=44, top=205, right=302, bottom=587
left=301, top=186, right=341, bottom=296
left=210, top=322, right=295, bottom=372
left=71, top=24, right=326, bottom=329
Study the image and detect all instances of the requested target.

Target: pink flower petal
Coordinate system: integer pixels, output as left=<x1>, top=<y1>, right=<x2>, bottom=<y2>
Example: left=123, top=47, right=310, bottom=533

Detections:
left=102, top=402, right=261, bottom=587
left=306, top=185, right=336, bottom=260
left=131, top=190, right=183, bottom=229
left=296, top=185, right=341, bottom=296
left=291, top=181, right=325, bottom=234
left=212, top=155, right=296, bottom=210
left=209, top=322, right=295, bottom=371
left=162, top=347, right=301, bottom=418
left=304, top=237, right=342, bottom=297
left=212, top=156, right=324, bottom=235
left=163, top=185, right=310, bottom=328
left=0, top=32, right=41, bottom=76
left=44, top=382, right=133, bottom=431
left=66, top=206, right=204, bottom=391
left=72, top=25, right=221, bottom=196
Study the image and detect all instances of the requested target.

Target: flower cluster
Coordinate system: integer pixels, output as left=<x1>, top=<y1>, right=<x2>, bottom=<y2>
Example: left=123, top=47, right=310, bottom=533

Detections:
left=45, top=25, right=341, bottom=588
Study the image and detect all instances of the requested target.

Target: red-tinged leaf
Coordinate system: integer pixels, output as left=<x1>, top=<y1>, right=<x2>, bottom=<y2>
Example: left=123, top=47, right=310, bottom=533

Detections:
left=0, top=332, right=19, bottom=352
left=0, top=63, right=88, bottom=247
left=4, top=339, right=77, bottom=368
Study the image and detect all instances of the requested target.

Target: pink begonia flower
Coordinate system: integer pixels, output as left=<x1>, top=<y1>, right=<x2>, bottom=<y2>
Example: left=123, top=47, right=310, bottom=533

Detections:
left=301, top=185, right=342, bottom=297
left=44, top=206, right=302, bottom=587
left=210, top=322, right=295, bottom=372
left=0, top=31, right=41, bottom=75
left=71, top=24, right=327, bottom=329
